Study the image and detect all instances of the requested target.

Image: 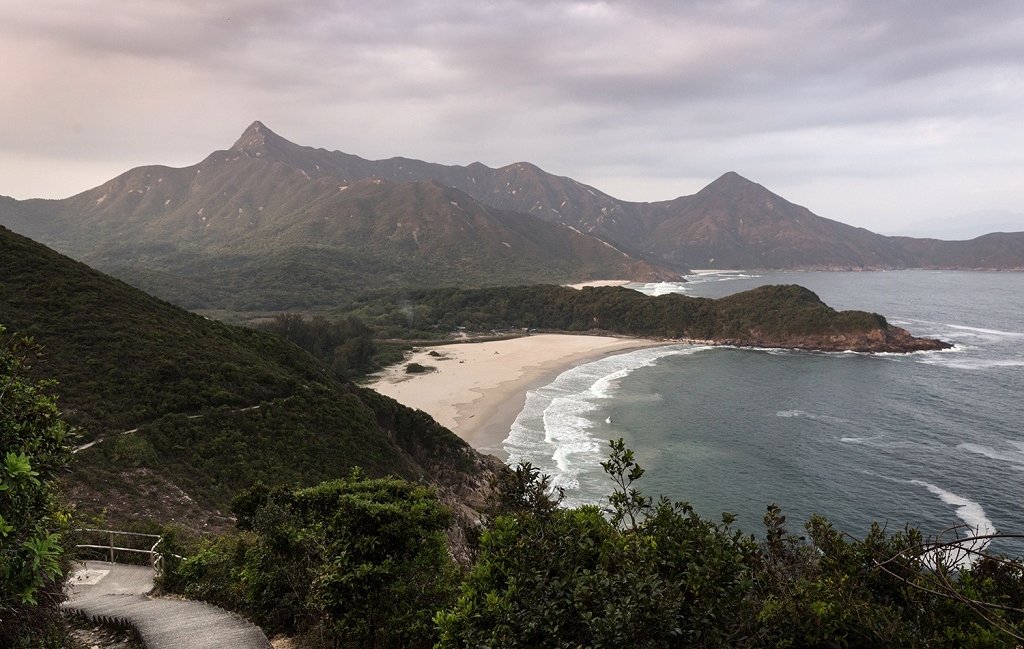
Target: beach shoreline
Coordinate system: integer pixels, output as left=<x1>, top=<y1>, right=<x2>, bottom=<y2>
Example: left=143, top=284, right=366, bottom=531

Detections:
left=365, top=334, right=669, bottom=457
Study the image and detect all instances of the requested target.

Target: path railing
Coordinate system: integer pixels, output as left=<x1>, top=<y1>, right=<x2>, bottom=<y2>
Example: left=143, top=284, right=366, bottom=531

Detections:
left=74, top=528, right=164, bottom=573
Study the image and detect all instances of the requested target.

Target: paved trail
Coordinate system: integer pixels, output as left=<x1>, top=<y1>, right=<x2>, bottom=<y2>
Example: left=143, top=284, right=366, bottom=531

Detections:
left=64, top=561, right=272, bottom=649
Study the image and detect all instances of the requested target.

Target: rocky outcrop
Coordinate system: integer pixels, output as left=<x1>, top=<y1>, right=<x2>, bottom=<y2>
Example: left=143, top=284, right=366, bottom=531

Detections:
left=702, top=325, right=952, bottom=354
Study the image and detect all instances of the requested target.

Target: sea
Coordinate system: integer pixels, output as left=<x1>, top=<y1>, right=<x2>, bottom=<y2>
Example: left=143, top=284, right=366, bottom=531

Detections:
left=502, top=270, right=1024, bottom=557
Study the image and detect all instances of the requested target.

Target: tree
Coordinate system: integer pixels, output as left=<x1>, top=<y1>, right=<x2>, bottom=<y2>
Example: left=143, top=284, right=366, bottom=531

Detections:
left=436, top=439, right=757, bottom=648
left=0, top=326, right=75, bottom=644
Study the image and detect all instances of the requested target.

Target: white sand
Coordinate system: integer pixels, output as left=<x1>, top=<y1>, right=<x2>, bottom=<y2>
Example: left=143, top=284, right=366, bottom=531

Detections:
left=366, top=334, right=666, bottom=455
left=564, top=280, right=633, bottom=289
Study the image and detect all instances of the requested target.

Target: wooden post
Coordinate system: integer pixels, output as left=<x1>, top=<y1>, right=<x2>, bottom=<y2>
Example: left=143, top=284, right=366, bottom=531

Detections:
left=109, top=531, right=115, bottom=563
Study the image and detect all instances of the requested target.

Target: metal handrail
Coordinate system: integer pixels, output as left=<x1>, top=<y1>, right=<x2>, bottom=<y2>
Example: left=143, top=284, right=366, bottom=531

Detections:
left=74, top=528, right=164, bottom=572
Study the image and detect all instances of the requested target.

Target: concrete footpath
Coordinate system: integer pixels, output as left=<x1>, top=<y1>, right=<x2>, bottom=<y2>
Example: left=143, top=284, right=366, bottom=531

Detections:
left=63, top=561, right=272, bottom=649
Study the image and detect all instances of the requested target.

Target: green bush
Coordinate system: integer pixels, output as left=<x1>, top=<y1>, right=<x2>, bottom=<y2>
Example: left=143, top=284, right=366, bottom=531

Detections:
left=165, top=473, right=461, bottom=649
left=437, top=439, right=1024, bottom=648
left=0, top=328, right=75, bottom=645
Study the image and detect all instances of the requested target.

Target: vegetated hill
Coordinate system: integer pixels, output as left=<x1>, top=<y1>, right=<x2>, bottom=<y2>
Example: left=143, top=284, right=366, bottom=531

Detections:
left=189, top=123, right=1024, bottom=271
left=889, top=232, right=1024, bottom=270
left=345, top=284, right=950, bottom=353
left=0, top=224, right=499, bottom=532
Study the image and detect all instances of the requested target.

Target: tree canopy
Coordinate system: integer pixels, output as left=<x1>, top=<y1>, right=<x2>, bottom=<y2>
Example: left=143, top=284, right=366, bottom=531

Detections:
left=165, top=439, right=1024, bottom=648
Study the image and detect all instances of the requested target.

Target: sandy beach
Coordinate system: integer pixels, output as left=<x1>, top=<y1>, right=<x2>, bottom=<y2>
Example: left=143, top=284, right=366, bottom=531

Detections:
left=366, top=334, right=666, bottom=456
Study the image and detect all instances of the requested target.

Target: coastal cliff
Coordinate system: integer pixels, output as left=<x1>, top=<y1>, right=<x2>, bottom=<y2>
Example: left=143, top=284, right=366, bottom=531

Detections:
left=704, top=324, right=952, bottom=353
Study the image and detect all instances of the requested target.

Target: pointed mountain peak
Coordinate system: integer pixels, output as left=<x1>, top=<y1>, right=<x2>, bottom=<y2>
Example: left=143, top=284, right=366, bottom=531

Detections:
left=694, top=171, right=779, bottom=202
left=704, top=171, right=758, bottom=190
left=230, top=120, right=292, bottom=155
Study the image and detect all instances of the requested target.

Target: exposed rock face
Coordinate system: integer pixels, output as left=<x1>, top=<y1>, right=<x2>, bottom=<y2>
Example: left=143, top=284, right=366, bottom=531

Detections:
left=711, top=325, right=952, bottom=354
left=819, top=325, right=954, bottom=353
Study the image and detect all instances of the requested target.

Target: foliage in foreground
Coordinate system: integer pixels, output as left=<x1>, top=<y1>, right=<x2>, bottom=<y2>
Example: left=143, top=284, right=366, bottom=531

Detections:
left=161, top=473, right=460, bottom=649
left=438, top=440, right=1024, bottom=648
left=0, top=327, right=75, bottom=647
left=166, top=440, right=1024, bottom=649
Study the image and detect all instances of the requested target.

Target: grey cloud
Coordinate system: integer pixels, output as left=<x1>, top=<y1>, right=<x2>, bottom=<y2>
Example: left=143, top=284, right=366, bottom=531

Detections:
left=1, top=0, right=1023, bottom=228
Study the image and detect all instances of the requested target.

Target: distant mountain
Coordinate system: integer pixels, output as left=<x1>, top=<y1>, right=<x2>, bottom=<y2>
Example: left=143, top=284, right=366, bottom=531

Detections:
left=0, top=123, right=677, bottom=313
left=632, top=172, right=909, bottom=270
left=0, top=224, right=498, bottom=531
left=1, top=122, right=1021, bottom=319
left=890, top=231, right=1024, bottom=269
left=887, top=210, right=1024, bottom=240
left=212, top=124, right=1024, bottom=271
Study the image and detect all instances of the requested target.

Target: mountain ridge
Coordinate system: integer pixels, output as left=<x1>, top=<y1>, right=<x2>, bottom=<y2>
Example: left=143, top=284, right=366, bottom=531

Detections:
left=0, top=125, right=680, bottom=312
left=213, top=123, right=1024, bottom=271
left=1, top=121, right=1021, bottom=319
left=208, top=122, right=1024, bottom=271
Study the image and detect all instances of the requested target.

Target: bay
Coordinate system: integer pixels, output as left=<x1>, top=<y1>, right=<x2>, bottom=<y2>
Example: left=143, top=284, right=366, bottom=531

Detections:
left=503, top=270, right=1024, bottom=556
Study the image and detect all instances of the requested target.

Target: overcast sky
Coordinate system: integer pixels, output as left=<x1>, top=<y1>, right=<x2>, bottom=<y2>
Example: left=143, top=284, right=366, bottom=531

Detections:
left=3, top=0, right=1023, bottom=233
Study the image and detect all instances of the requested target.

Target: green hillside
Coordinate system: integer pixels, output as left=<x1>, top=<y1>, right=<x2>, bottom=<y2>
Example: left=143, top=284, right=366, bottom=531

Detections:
left=0, top=225, right=495, bottom=531
left=340, top=283, right=947, bottom=353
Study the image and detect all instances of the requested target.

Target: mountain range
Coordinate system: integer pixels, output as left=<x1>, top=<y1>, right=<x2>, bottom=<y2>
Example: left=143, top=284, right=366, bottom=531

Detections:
left=1, top=121, right=1021, bottom=316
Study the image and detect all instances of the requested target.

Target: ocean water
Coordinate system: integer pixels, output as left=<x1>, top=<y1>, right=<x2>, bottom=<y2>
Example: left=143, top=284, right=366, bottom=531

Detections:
left=503, top=271, right=1024, bottom=556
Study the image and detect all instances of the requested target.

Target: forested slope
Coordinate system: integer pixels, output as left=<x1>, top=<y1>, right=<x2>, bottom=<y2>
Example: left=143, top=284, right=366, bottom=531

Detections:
left=345, top=283, right=949, bottom=353
left=0, top=225, right=497, bottom=530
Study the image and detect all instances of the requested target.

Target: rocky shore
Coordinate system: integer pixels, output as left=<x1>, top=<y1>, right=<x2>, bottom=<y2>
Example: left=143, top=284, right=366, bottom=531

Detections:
left=691, top=324, right=953, bottom=354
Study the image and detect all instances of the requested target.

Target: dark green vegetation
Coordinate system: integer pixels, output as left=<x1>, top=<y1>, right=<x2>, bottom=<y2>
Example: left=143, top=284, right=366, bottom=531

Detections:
left=259, top=284, right=946, bottom=390
left=0, top=328, right=75, bottom=647
left=162, top=473, right=459, bottom=649
left=0, top=225, right=496, bottom=532
left=258, top=313, right=380, bottom=378
left=165, top=441, right=1024, bottom=648
left=358, top=283, right=883, bottom=341
left=332, top=283, right=945, bottom=355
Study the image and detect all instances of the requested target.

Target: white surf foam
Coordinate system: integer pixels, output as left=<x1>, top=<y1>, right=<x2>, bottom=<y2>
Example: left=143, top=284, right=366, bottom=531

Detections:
left=776, top=409, right=852, bottom=425
left=958, top=442, right=1024, bottom=470
left=776, top=409, right=805, bottom=418
left=630, top=281, right=690, bottom=296
left=908, top=479, right=995, bottom=568
left=839, top=434, right=888, bottom=445
left=946, top=324, right=1024, bottom=338
left=503, top=344, right=706, bottom=504
left=918, top=356, right=1024, bottom=370
left=908, top=480, right=995, bottom=536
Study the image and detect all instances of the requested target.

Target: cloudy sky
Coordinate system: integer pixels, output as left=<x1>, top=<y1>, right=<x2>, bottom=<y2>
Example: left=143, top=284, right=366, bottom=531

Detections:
left=3, top=0, right=1023, bottom=233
